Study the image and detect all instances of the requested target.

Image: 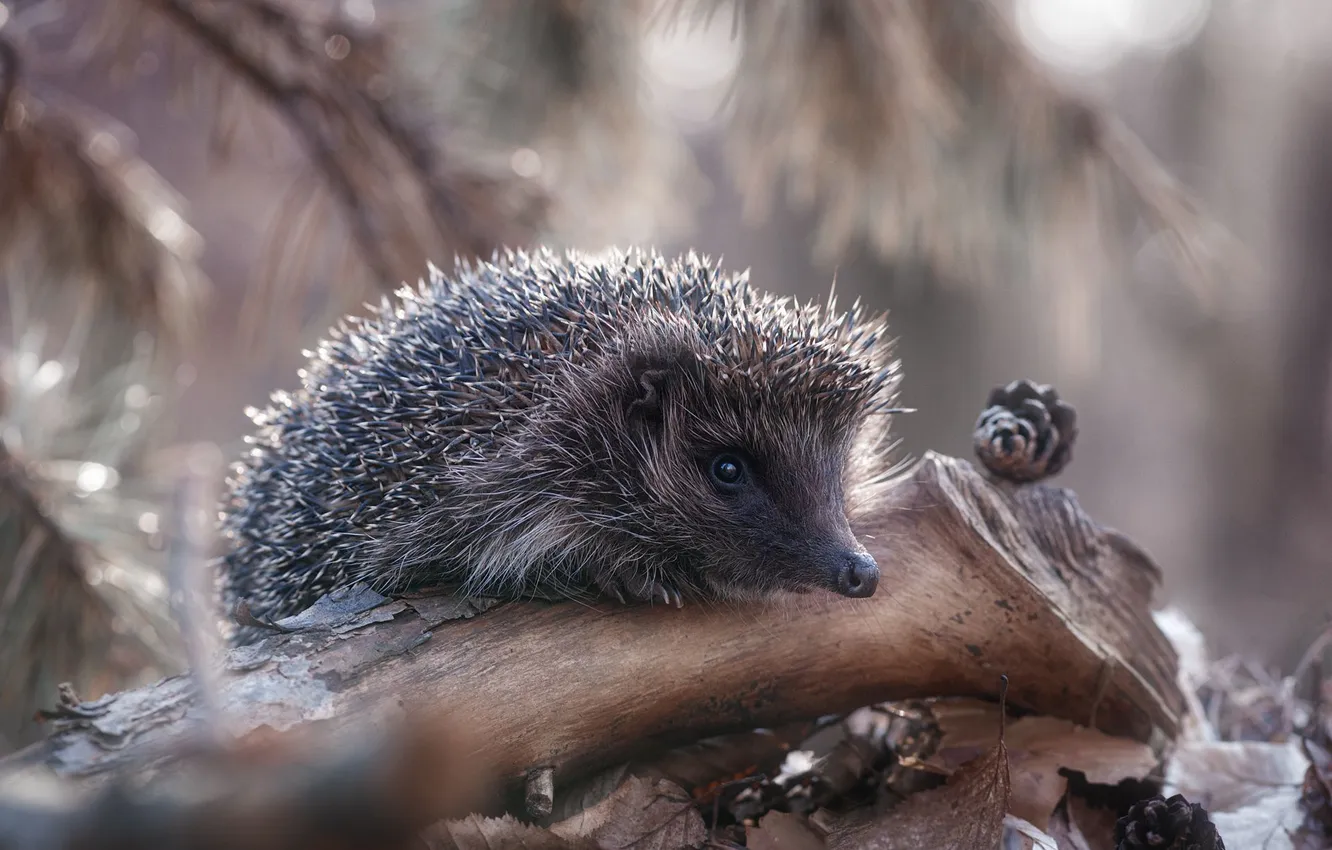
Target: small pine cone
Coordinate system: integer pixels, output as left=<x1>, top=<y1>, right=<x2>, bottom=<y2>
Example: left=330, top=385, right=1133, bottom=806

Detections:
left=1114, top=794, right=1225, bottom=850
left=973, top=379, right=1078, bottom=483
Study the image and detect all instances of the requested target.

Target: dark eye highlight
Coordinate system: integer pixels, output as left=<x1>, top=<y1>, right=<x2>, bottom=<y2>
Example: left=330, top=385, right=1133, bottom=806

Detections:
left=709, top=453, right=745, bottom=490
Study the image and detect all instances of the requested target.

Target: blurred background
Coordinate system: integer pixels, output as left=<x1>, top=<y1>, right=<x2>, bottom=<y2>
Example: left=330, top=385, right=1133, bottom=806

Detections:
left=1, top=0, right=1328, bottom=751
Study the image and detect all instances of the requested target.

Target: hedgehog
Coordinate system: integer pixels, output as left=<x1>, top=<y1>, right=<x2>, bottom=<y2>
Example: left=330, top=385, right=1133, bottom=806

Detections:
left=218, top=248, right=902, bottom=639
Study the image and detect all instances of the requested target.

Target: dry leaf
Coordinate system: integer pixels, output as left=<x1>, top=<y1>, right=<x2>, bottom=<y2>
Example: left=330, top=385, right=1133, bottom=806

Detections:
left=1168, top=740, right=1308, bottom=811
left=928, top=700, right=1158, bottom=830
left=825, top=736, right=1010, bottom=850
left=1209, top=794, right=1304, bottom=850
left=550, top=776, right=707, bottom=850
left=746, top=811, right=826, bottom=850
left=427, top=813, right=586, bottom=850
left=1166, top=740, right=1309, bottom=849
left=548, top=764, right=633, bottom=824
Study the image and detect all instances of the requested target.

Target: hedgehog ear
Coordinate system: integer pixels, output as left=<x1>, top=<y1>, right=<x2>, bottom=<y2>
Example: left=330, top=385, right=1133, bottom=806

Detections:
left=624, top=344, right=701, bottom=426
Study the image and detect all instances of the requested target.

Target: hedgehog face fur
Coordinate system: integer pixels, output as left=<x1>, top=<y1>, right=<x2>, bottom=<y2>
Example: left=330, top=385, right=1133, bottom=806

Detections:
left=219, top=248, right=901, bottom=634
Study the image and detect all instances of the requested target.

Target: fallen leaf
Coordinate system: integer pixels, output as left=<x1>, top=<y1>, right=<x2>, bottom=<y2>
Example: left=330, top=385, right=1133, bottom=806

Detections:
left=928, top=700, right=1157, bottom=830
left=426, top=813, right=585, bottom=850
left=550, top=776, right=707, bottom=850
left=746, top=811, right=826, bottom=850
left=1208, top=790, right=1303, bottom=850
left=548, top=763, right=632, bottom=824
left=825, top=736, right=1010, bottom=849
left=1167, top=739, right=1307, bottom=811
left=1166, top=739, right=1309, bottom=849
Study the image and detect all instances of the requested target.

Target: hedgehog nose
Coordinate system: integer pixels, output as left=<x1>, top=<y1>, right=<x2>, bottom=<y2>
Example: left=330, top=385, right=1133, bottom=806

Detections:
left=836, top=551, right=880, bottom=599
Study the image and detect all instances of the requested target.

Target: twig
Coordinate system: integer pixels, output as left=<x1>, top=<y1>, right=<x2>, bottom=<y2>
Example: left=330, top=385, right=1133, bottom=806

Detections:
left=135, top=0, right=535, bottom=287
left=164, top=443, right=225, bottom=738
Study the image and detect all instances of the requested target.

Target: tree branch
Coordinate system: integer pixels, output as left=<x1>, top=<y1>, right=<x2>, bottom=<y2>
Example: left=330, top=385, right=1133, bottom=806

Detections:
left=135, top=0, right=544, bottom=286
left=6, top=453, right=1182, bottom=797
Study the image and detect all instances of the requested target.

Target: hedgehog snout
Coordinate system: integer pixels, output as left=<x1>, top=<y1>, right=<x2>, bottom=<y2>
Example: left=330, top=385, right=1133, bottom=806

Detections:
left=835, top=550, right=880, bottom=599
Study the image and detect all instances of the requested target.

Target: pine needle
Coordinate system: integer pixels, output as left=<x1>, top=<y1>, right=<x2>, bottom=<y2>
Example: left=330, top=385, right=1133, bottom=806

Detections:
left=0, top=315, right=184, bottom=751
left=0, top=32, right=205, bottom=342
left=664, top=0, right=1231, bottom=308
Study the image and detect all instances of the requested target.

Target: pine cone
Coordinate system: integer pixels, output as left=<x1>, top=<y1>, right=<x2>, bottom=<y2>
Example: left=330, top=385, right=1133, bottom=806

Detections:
left=972, top=379, right=1078, bottom=483
left=1114, top=794, right=1225, bottom=850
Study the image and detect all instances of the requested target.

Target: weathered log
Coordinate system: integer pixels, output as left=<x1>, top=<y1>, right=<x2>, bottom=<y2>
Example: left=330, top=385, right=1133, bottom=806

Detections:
left=5, top=452, right=1182, bottom=797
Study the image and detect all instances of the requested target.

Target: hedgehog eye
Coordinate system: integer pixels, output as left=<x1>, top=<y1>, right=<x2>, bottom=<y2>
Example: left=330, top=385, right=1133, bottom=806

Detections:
left=709, top=453, right=746, bottom=490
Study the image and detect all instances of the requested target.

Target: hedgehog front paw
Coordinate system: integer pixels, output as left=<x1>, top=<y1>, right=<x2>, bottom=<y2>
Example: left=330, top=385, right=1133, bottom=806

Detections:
left=593, top=572, right=684, bottom=608
left=651, top=580, right=684, bottom=609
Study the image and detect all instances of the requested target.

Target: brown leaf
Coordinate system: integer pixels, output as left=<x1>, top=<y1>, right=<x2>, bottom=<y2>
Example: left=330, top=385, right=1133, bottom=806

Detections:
left=547, top=764, right=633, bottom=824
left=927, top=700, right=1158, bottom=830
left=746, top=811, right=826, bottom=850
left=825, top=736, right=1010, bottom=850
left=426, top=813, right=587, bottom=850
left=550, top=776, right=707, bottom=850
